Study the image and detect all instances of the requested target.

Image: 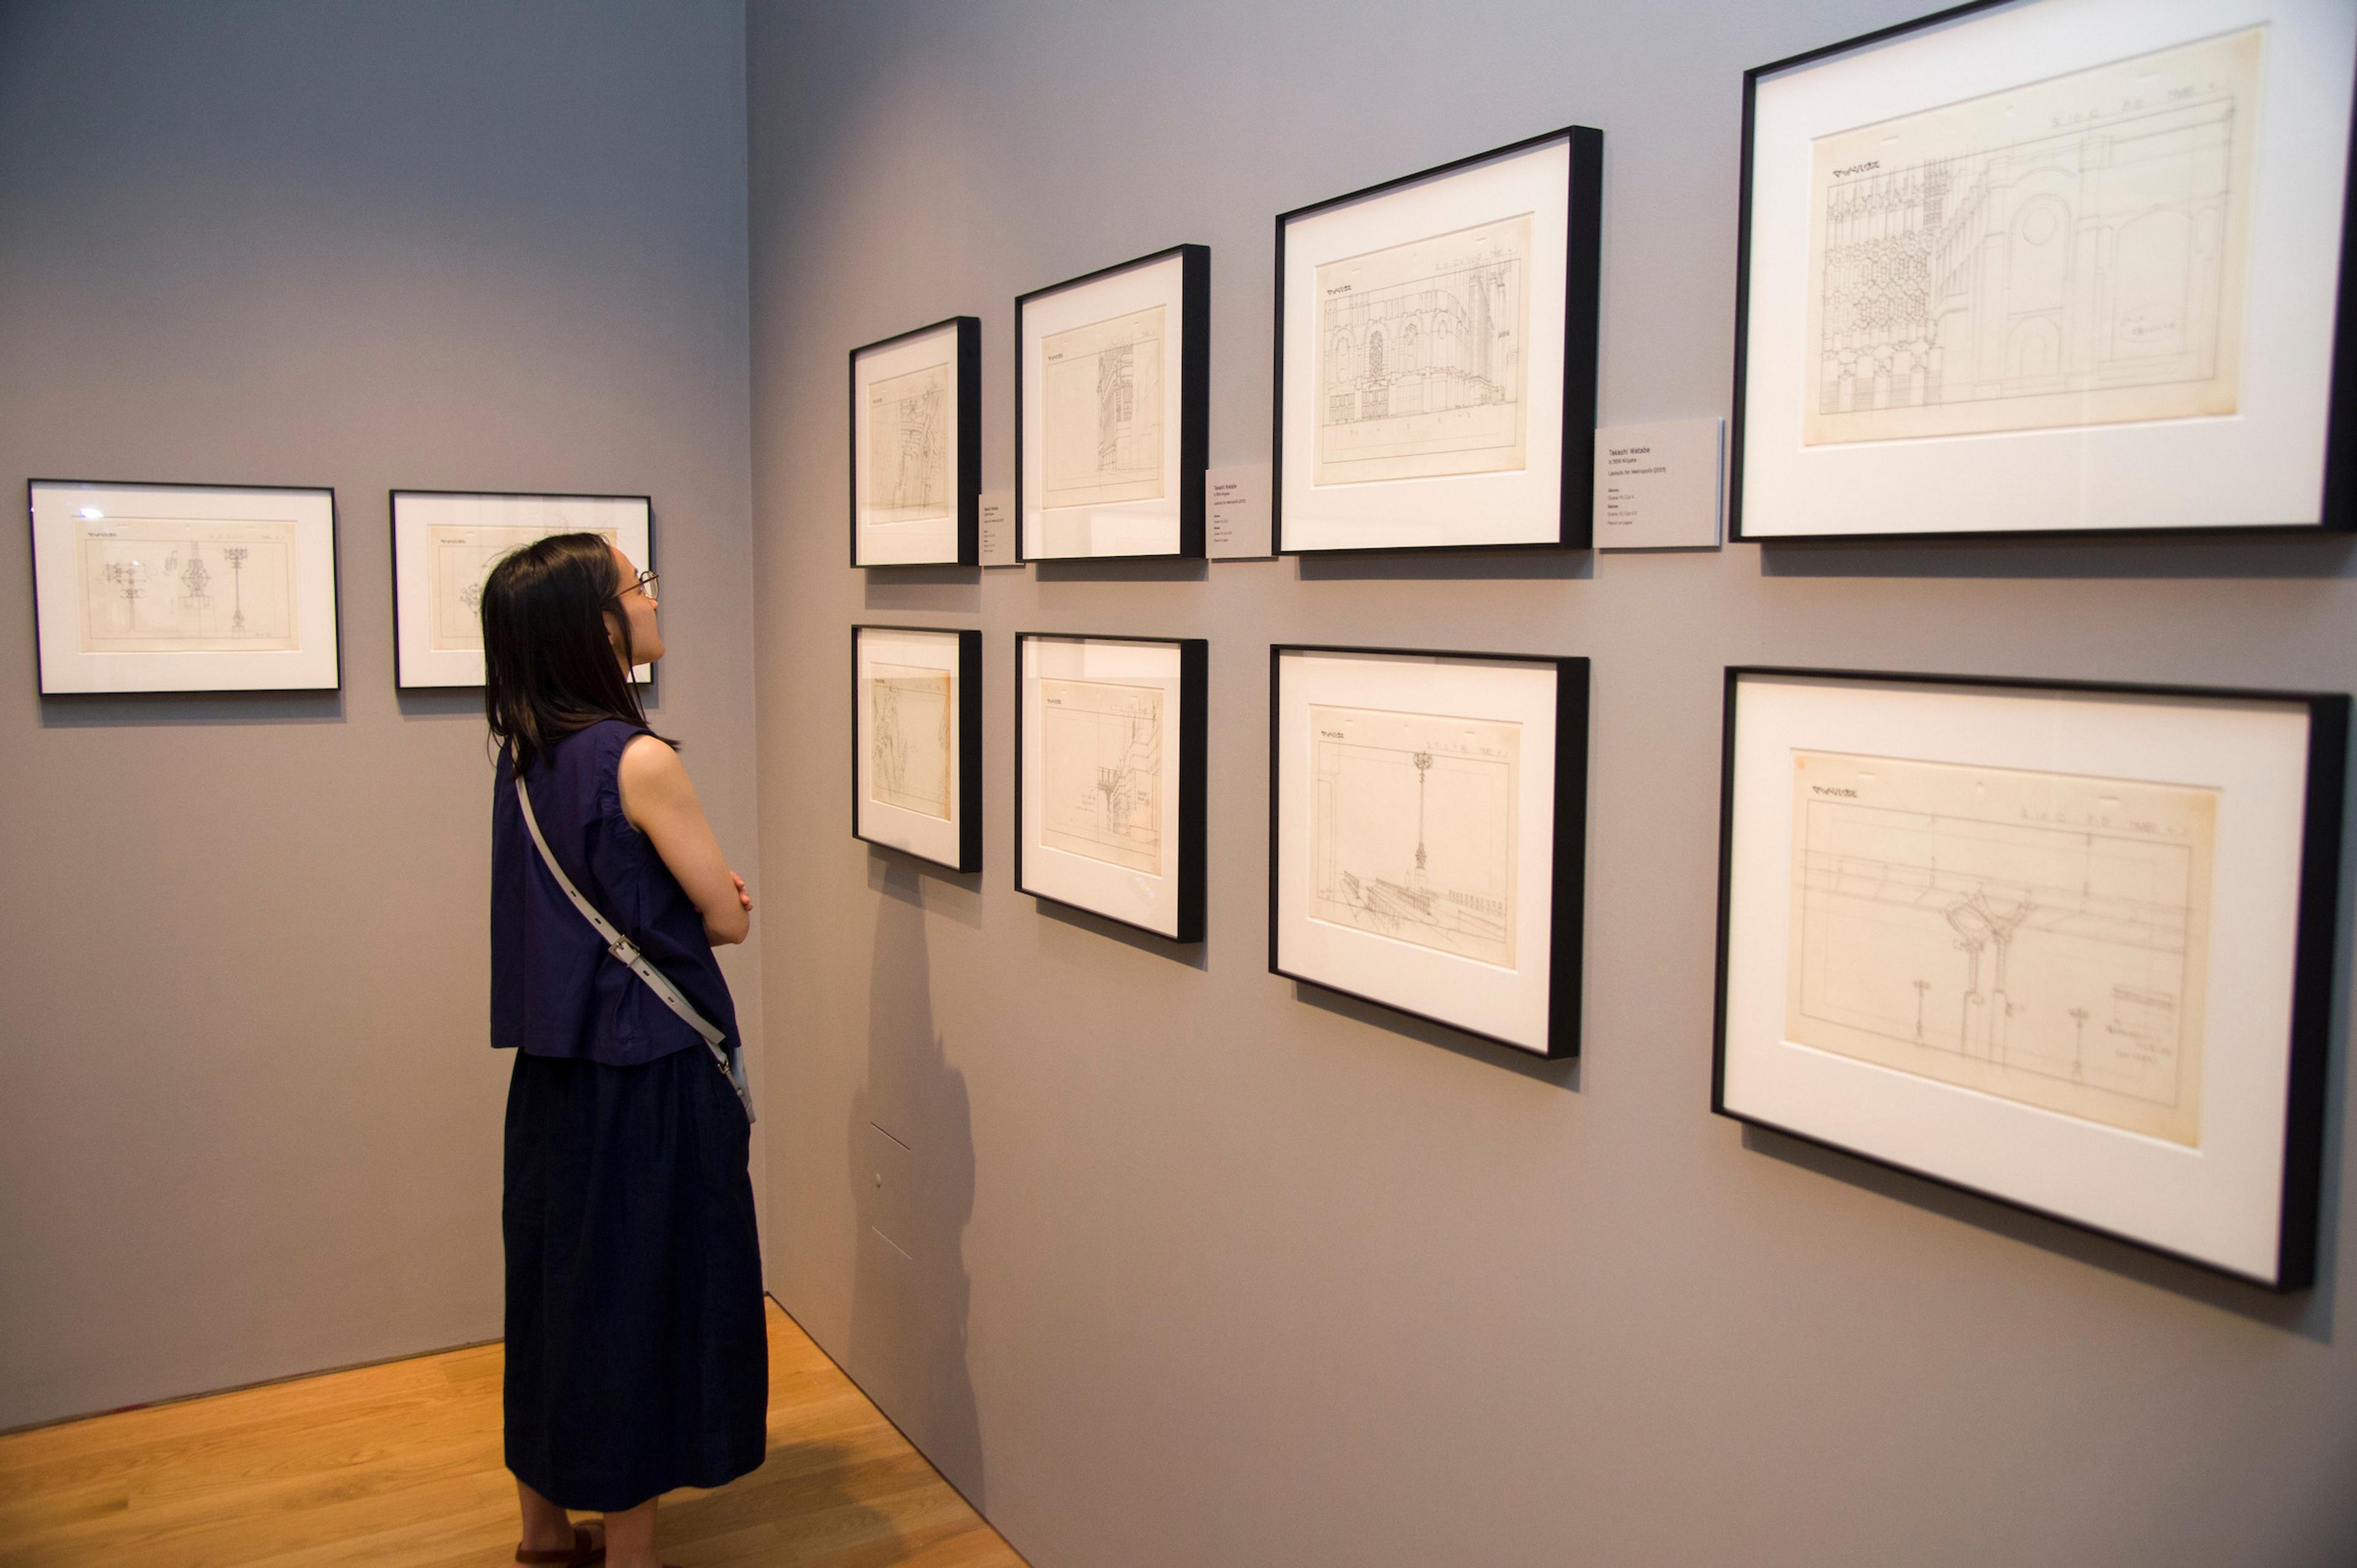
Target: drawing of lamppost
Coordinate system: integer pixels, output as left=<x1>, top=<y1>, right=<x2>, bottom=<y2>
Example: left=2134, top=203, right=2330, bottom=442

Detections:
left=1943, top=887, right=2033, bottom=1060
left=178, top=546, right=212, bottom=621
left=221, top=546, right=251, bottom=636
left=1412, top=748, right=1434, bottom=876
left=103, top=557, right=151, bottom=628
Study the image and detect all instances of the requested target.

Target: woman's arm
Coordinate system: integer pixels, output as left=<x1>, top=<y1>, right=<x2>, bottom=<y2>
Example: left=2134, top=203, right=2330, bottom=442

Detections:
left=617, top=735, right=752, bottom=945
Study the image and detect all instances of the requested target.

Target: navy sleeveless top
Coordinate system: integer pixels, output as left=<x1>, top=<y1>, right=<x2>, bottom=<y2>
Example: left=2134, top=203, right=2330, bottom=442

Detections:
left=490, top=719, right=740, bottom=1066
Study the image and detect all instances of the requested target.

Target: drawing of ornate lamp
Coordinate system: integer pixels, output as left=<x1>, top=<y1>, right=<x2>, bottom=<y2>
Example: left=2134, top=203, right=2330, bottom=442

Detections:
left=1412, top=749, right=1434, bottom=876
left=222, top=546, right=251, bottom=636
left=1942, top=888, right=2033, bottom=1060
left=103, top=557, right=152, bottom=629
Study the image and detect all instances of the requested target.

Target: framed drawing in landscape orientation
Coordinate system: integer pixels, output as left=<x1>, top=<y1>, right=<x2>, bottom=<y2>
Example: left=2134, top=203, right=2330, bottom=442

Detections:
left=1015, top=634, right=1206, bottom=940
left=1733, top=0, right=2357, bottom=539
left=853, top=625, right=981, bottom=872
left=28, top=479, right=339, bottom=695
left=1715, top=668, right=2347, bottom=1288
left=850, top=317, right=982, bottom=566
left=1270, top=646, right=1589, bottom=1057
left=1274, top=126, right=1603, bottom=555
left=1016, top=245, right=1210, bottom=560
left=391, top=490, right=652, bottom=688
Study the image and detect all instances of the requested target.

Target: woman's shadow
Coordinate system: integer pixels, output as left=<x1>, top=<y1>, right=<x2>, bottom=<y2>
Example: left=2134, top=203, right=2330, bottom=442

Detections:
left=843, top=859, right=986, bottom=1507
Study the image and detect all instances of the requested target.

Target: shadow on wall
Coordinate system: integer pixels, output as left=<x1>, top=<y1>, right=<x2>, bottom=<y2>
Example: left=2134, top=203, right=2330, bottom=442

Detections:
left=846, top=860, right=985, bottom=1506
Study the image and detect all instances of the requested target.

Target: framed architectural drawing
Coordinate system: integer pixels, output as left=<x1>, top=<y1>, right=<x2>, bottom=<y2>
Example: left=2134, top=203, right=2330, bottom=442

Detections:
left=850, top=317, right=981, bottom=566
left=1714, top=668, right=2347, bottom=1288
left=1732, top=0, right=2357, bottom=539
left=853, top=625, right=981, bottom=872
left=28, top=478, right=340, bottom=695
left=1015, top=633, right=1206, bottom=940
left=1270, top=646, right=1589, bottom=1056
left=390, top=490, right=652, bottom=688
left=1274, top=126, right=1603, bottom=555
left=1015, top=245, right=1209, bottom=560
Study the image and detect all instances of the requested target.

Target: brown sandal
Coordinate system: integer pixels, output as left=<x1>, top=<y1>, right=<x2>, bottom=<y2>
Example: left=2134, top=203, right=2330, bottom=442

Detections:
left=514, top=1523, right=606, bottom=1565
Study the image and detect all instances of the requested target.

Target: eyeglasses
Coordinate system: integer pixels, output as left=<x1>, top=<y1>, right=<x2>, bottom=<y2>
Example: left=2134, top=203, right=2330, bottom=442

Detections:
left=614, top=568, right=658, bottom=605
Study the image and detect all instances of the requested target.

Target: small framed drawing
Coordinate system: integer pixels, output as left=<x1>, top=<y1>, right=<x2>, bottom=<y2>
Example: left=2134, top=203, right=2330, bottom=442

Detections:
left=1732, top=0, right=2357, bottom=539
left=1714, top=668, right=2348, bottom=1288
left=1270, top=645, right=1589, bottom=1057
left=1016, top=245, right=1210, bottom=560
left=1015, top=633, right=1207, bottom=940
left=853, top=625, right=981, bottom=872
left=391, top=490, right=652, bottom=689
left=1274, top=126, right=1603, bottom=555
left=850, top=317, right=982, bottom=566
left=28, top=478, right=340, bottom=695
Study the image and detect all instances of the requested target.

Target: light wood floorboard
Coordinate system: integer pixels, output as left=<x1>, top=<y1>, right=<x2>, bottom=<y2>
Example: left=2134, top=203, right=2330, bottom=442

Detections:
left=0, top=1300, right=1025, bottom=1568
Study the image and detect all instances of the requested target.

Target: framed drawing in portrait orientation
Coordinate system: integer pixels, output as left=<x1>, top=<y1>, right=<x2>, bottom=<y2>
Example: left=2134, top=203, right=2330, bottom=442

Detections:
left=1015, top=633, right=1206, bottom=941
left=1274, top=126, right=1603, bottom=555
left=28, top=478, right=341, bottom=695
left=1016, top=245, right=1210, bottom=560
left=1270, top=646, right=1589, bottom=1057
left=1714, top=668, right=2347, bottom=1288
left=391, top=490, right=652, bottom=689
left=1732, top=0, right=2357, bottom=539
left=853, top=624, right=981, bottom=872
left=850, top=317, right=982, bottom=566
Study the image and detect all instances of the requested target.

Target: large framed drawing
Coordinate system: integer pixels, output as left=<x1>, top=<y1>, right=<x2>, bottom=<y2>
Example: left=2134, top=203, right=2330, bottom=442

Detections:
left=1274, top=126, right=1603, bottom=555
left=853, top=625, right=981, bottom=872
left=849, top=317, right=982, bottom=566
left=1015, top=634, right=1206, bottom=940
left=1016, top=245, right=1210, bottom=560
left=1270, top=646, right=1588, bottom=1056
left=28, top=478, right=340, bottom=695
left=391, top=490, right=652, bottom=689
left=1732, top=0, right=2357, bottom=539
left=1715, top=668, right=2347, bottom=1288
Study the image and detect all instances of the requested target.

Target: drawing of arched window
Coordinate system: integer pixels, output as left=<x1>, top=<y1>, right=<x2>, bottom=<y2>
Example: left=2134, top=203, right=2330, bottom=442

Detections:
left=1400, top=319, right=1420, bottom=371
left=2007, top=315, right=2062, bottom=382
left=2006, top=194, right=2073, bottom=316
left=1365, top=328, right=1385, bottom=380
left=2111, top=209, right=2196, bottom=361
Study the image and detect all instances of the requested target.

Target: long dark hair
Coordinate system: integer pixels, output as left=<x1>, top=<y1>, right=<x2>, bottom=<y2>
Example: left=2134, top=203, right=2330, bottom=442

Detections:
left=481, top=531, right=664, bottom=772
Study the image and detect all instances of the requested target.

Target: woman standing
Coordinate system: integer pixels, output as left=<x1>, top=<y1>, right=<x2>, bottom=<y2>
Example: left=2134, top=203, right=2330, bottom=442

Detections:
left=481, top=534, right=766, bottom=1568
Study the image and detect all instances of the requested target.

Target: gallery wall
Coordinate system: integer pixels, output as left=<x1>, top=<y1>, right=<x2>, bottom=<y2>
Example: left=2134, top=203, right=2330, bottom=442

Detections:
left=0, top=0, right=760, bottom=1429
left=744, top=2, right=2357, bottom=1565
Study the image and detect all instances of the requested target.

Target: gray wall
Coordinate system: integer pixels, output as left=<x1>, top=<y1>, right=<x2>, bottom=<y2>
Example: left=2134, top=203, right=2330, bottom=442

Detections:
left=746, top=2, right=2357, bottom=1566
left=0, top=0, right=760, bottom=1430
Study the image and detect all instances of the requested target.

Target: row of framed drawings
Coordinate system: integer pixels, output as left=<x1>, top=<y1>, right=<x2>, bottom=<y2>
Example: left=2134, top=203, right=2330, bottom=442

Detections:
left=854, top=622, right=2348, bottom=1293
left=26, top=478, right=652, bottom=694
left=853, top=0, right=2357, bottom=563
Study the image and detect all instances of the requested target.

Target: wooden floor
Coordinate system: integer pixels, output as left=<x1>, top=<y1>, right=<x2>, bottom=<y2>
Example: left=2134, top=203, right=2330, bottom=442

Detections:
left=0, top=1300, right=1025, bottom=1568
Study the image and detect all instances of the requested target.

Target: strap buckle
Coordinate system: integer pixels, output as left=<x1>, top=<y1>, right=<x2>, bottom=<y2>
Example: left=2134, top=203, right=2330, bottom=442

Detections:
left=608, top=937, right=641, bottom=966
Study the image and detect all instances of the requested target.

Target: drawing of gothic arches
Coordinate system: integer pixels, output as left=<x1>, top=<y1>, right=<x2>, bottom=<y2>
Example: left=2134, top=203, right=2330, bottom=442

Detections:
left=2006, top=193, right=2075, bottom=317
left=2007, top=315, right=2063, bottom=382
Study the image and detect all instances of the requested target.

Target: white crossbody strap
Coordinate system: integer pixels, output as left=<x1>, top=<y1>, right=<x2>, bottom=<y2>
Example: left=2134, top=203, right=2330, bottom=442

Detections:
left=516, top=775, right=754, bottom=1124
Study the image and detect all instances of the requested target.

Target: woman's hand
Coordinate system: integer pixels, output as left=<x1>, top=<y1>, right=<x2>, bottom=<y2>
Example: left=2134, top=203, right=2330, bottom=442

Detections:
left=731, top=872, right=752, bottom=914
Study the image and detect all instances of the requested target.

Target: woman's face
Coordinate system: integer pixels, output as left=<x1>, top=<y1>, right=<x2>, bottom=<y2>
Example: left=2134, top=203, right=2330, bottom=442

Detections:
left=605, top=544, right=664, bottom=668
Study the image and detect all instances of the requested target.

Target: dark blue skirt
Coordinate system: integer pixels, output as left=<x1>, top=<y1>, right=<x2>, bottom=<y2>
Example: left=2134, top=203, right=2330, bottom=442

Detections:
left=503, top=1045, right=768, bottom=1513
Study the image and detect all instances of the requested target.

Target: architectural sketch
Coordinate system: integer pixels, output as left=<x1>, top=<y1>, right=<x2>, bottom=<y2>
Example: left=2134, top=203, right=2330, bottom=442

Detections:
left=870, top=663, right=953, bottom=820
left=75, top=517, right=299, bottom=652
left=1309, top=703, right=1520, bottom=966
left=1805, top=28, right=2261, bottom=446
left=1042, top=306, right=1166, bottom=509
left=1784, top=750, right=2215, bottom=1145
left=426, top=522, right=616, bottom=652
left=1039, top=678, right=1164, bottom=875
left=867, top=363, right=953, bottom=523
left=1314, top=214, right=1531, bottom=485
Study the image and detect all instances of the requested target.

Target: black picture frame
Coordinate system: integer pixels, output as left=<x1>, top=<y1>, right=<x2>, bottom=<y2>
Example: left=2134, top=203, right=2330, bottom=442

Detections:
left=27, top=476, right=344, bottom=697
left=1711, top=665, right=2349, bottom=1290
left=1272, top=125, right=1604, bottom=557
left=1727, top=0, right=2357, bottom=542
left=1268, top=643, right=1589, bottom=1057
left=848, top=316, right=983, bottom=568
left=851, top=624, right=983, bottom=873
left=387, top=488, right=654, bottom=691
left=1012, top=632, right=1207, bottom=941
left=1014, top=244, right=1210, bottom=561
